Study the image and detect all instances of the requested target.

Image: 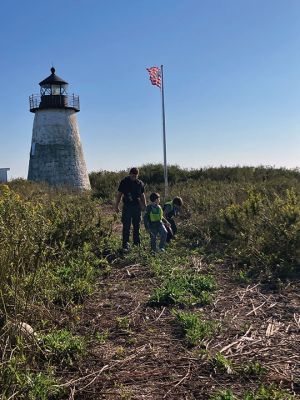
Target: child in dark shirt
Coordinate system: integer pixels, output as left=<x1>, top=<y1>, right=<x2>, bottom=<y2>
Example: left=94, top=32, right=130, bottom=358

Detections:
left=144, top=192, right=171, bottom=253
left=163, top=196, right=183, bottom=242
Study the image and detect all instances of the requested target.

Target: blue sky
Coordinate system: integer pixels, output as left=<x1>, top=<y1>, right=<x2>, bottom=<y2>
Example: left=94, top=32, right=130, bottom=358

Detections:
left=1, top=0, right=300, bottom=178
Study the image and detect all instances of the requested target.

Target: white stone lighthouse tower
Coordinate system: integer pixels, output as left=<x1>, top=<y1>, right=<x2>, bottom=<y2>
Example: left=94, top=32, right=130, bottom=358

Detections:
left=28, top=68, right=90, bottom=190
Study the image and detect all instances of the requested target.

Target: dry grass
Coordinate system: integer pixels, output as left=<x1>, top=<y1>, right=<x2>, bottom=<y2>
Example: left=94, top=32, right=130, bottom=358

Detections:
left=55, top=258, right=300, bottom=399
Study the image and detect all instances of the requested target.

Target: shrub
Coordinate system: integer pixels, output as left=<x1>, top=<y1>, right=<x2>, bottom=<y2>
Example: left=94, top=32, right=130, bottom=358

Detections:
left=212, top=352, right=234, bottom=374
left=244, top=384, right=295, bottom=399
left=0, top=183, right=114, bottom=317
left=173, top=310, right=217, bottom=346
left=89, top=170, right=125, bottom=201
left=215, top=188, right=300, bottom=278
left=41, top=329, right=86, bottom=367
left=22, top=372, right=64, bottom=400
left=241, top=361, right=267, bottom=377
left=149, top=270, right=216, bottom=306
left=0, top=351, right=65, bottom=399
left=0, top=184, right=52, bottom=315
left=210, top=389, right=237, bottom=400
left=0, top=182, right=115, bottom=398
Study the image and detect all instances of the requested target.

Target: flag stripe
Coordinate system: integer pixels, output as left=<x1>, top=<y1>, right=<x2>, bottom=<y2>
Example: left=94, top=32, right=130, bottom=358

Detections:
left=146, top=66, right=161, bottom=88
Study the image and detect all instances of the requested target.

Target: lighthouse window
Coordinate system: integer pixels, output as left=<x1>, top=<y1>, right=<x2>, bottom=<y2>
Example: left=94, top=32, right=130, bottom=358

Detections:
left=41, top=85, right=51, bottom=95
left=31, top=143, right=36, bottom=156
left=51, top=85, right=61, bottom=95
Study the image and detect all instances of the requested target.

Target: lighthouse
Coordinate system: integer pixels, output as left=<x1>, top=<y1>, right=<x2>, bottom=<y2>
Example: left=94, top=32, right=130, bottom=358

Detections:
left=28, top=68, right=90, bottom=190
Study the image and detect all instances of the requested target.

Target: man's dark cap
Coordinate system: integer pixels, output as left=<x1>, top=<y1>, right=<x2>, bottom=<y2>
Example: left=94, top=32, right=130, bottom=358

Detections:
left=129, top=167, right=139, bottom=175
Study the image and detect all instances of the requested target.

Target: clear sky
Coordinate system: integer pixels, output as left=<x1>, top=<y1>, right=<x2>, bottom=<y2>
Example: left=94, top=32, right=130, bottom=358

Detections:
left=1, top=0, right=300, bottom=178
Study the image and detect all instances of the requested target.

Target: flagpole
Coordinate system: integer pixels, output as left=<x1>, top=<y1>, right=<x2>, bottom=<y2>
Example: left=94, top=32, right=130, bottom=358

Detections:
left=160, top=65, right=168, bottom=200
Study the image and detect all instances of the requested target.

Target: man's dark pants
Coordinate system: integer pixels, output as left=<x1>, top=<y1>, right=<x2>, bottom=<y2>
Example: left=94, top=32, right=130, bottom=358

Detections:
left=122, top=204, right=141, bottom=248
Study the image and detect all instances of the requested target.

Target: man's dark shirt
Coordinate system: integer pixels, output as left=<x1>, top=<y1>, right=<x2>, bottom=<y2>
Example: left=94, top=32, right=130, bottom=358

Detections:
left=118, top=176, right=145, bottom=206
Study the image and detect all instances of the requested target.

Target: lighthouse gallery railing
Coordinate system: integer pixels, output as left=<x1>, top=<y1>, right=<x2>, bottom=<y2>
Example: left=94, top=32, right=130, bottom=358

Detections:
left=29, top=94, right=80, bottom=112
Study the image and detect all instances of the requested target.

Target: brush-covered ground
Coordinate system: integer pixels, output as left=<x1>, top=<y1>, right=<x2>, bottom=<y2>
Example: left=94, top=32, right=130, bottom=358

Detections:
left=0, top=165, right=299, bottom=399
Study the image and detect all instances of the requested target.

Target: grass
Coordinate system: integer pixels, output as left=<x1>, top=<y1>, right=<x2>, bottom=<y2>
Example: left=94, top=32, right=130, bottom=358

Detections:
left=212, top=352, right=235, bottom=374
left=241, top=361, right=267, bottom=377
left=173, top=310, right=218, bottom=346
left=244, top=385, right=295, bottom=399
left=210, top=385, right=295, bottom=400
left=1, top=166, right=300, bottom=398
left=149, top=269, right=216, bottom=307
left=210, top=390, right=237, bottom=400
left=41, top=329, right=86, bottom=367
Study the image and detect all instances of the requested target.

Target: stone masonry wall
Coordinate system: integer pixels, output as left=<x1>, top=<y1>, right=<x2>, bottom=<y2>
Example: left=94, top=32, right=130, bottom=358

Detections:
left=28, top=109, right=91, bottom=190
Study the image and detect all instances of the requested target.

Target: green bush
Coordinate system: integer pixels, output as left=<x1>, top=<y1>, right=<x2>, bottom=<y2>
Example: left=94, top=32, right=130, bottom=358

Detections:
left=215, top=188, right=300, bottom=278
left=210, top=386, right=295, bottom=400
left=241, top=361, right=267, bottom=377
left=210, top=389, right=237, bottom=400
left=149, top=270, right=216, bottom=306
left=0, top=352, right=65, bottom=400
left=0, top=183, right=114, bottom=316
left=41, top=329, right=86, bottom=367
left=2, top=166, right=300, bottom=398
left=212, top=352, right=234, bottom=374
left=22, top=372, right=64, bottom=400
left=89, top=169, right=125, bottom=201
left=244, top=385, right=295, bottom=399
left=0, top=182, right=116, bottom=398
left=173, top=310, right=217, bottom=346
left=89, top=165, right=300, bottom=197
left=0, top=184, right=52, bottom=314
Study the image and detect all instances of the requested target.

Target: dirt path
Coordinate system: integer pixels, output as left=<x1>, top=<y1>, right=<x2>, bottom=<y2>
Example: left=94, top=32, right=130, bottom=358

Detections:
left=66, top=255, right=300, bottom=399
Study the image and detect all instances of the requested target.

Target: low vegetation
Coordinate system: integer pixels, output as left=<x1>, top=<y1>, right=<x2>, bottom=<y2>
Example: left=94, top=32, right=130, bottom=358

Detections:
left=0, top=164, right=299, bottom=398
left=173, top=310, right=218, bottom=346
left=149, top=270, right=216, bottom=306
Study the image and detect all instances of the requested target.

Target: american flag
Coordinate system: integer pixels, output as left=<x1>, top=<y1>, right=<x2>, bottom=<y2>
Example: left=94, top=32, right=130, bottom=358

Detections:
left=146, top=66, right=161, bottom=88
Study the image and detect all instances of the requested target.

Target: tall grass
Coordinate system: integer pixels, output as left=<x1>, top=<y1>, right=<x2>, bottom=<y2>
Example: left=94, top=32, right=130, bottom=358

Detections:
left=1, top=165, right=300, bottom=397
left=89, top=163, right=300, bottom=201
left=0, top=181, right=115, bottom=398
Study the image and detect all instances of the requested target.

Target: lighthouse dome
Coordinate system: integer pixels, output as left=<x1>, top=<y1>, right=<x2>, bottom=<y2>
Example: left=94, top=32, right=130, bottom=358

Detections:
left=39, top=67, right=68, bottom=86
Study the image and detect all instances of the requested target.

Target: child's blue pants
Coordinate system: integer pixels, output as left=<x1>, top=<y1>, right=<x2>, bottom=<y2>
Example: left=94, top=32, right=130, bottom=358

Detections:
left=149, top=222, right=167, bottom=252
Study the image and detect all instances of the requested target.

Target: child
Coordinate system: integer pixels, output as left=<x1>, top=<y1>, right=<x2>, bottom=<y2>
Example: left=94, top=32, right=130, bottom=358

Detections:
left=163, top=196, right=183, bottom=242
left=144, top=192, right=171, bottom=253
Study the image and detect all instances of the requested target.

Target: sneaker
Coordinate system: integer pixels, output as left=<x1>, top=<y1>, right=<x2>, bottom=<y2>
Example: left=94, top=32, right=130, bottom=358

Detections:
left=122, top=243, right=130, bottom=253
left=159, top=248, right=165, bottom=252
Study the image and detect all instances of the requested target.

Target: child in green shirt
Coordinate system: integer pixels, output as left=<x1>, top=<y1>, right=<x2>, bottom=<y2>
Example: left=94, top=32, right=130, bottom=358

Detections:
left=163, top=196, right=183, bottom=242
left=144, top=192, right=171, bottom=252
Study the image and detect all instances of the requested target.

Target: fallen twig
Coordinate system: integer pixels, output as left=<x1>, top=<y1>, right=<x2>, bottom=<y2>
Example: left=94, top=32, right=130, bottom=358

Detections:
left=163, top=362, right=191, bottom=398
left=246, top=301, right=266, bottom=316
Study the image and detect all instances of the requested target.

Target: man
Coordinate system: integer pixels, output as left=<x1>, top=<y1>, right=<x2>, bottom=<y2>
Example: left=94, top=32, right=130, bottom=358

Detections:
left=115, top=167, right=146, bottom=250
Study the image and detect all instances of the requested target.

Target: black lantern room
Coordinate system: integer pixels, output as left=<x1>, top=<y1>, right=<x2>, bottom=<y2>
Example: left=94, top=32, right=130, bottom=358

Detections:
left=29, top=67, right=80, bottom=113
